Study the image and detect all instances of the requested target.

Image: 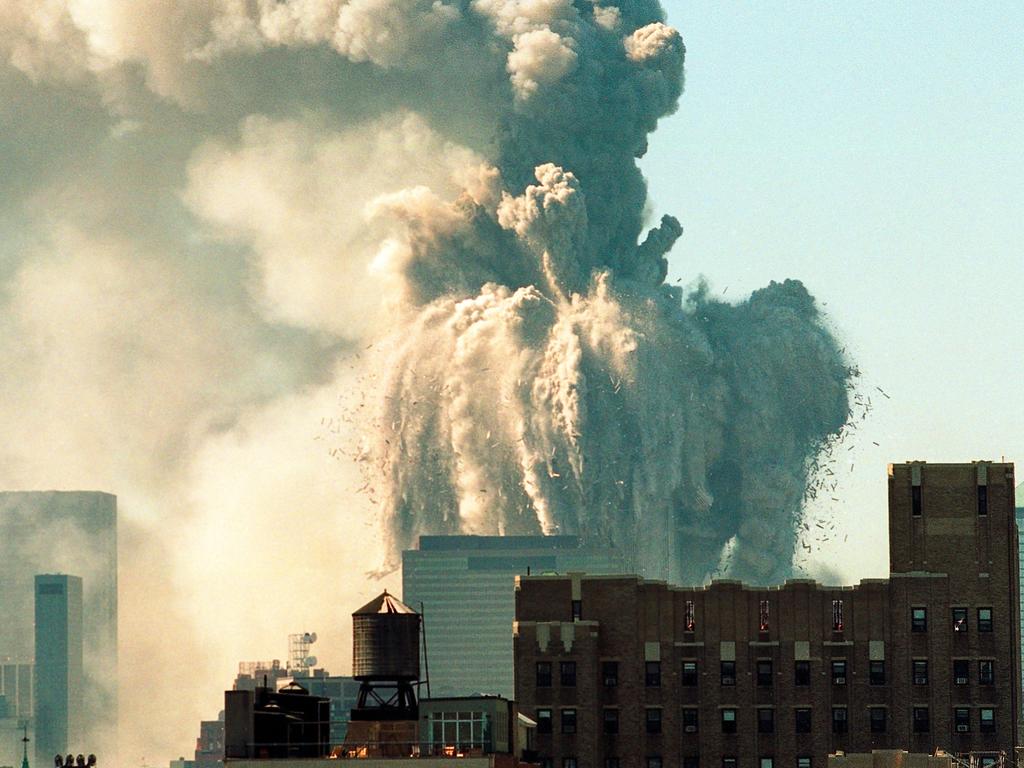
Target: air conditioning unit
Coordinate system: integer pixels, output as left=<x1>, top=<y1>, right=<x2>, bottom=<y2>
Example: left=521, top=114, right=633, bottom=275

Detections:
left=956, top=725, right=969, bottom=733
left=955, top=677, right=968, bottom=685
left=834, top=677, right=846, bottom=685
left=684, top=726, right=697, bottom=733
left=722, top=676, right=735, bottom=685
left=914, top=676, right=928, bottom=685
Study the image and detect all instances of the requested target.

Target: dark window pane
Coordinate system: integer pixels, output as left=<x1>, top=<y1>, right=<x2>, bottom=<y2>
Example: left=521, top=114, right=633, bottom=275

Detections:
left=536, top=662, right=552, bottom=687
left=536, top=709, right=552, bottom=734
left=911, top=607, right=927, bottom=632
left=560, top=661, right=576, bottom=687
left=606, top=760, right=620, bottom=768
left=571, top=600, right=582, bottom=620
left=913, top=707, right=929, bottom=733
left=831, top=660, right=847, bottom=685
left=684, top=758, right=699, bottom=768
left=954, top=660, right=969, bottom=685
left=721, top=661, right=736, bottom=686
left=979, top=660, right=995, bottom=685
left=561, top=709, right=577, bottom=734
left=682, top=661, right=698, bottom=686
left=832, top=708, right=847, bottom=735
left=645, top=661, right=661, bottom=687
left=757, top=660, right=773, bottom=687
left=869, top=708, right=886, bottom=734
left=682, top=709, right=699, bottom=733
left=647, top=758, right=662, bottom=768
left=646, top=709, right=662, bottom=735
left=954, top=708, right=970, bottom=732
left=603, top=661, right=618, bottom=687
left=723, top=760, right=737, bottom=768
left=795, top=709, right=812, bottom=734
left=757, top=709, right=775, bottom=734
left=978, top=608, right=993, bottom=632
left=977, top=485, right=988, bottom=516
left=603, top=709, right=619, bottom=735
left=795, top=661, right=810, bottom=686
left=869, top=660, right=885, bottom=685
left=953, top=607, right=968, bottom=632
left=912, top=485, right=922, bottom=516
left=913, top=660, right=928, bottom=685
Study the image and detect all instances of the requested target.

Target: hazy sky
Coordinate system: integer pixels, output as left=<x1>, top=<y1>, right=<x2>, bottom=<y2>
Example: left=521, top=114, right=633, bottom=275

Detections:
left=649, top=1, right=1024, bottom=579
left=1, top=2, right=1021, bottom=764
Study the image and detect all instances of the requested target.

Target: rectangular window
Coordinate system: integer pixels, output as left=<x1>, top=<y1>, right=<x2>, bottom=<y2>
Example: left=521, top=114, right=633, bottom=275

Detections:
left=978, top=607, right=993, bottom=632
left=684, top=758, right=699, bottom=768
left=913, top=707, right=929, bottom=733
left=536, top=662, right=552, bottom=687
left=953, top=607, right=968, bottom=632
left=831, top=660, right=847, bottom=685
left=563, top=759, right=577, bottom=768
left=954, top=659, right=969, bottom=685
left=832, top=708, right=847, bottom=735
left=869, top=660, right=885, bottom=685
left=912, top=485, right=922, bottom=516
left=911, top=607, right=927, bottom=632
left=646, top=708, right=662, bottom=735
left=603, top=708, right=619, bottom=735
left=602, top=661, right=618, bottom=687
left=795, top=709, right=812, bottom=734
left=721, top=709, right=737, bottom=734
left=913, top=659, right=929, bottom=685
left=685, top=600, right=696, bottom=631
left=979, top=660, right=995, bottom=685
left=645, top=660, right=661, bottom=687
left=978, top=484, right=988, bottom=516
left=647, top=758, right=662, bottom=768
left=954, top=707, right=970, bottom=733
left=560, top=661, right=577, bottom=687
left=757, top=660, right=773, bottom=687
left=536, top=709, right=552, bottom=734
left=757, top=708, right=775, bottom=734
left=721, top=661, right=736, bottom=686
left=682, top=660, right=698, bottom=686
left=561, top=709, right=577, bottom=734
left=794, top=661, right=810, bottom=686
left=759, top=600, right=770, bottom=631
left=869, top=707, right=886, bottom=734
left=682, top=708, right=699, bottom=734
left=571, top=600, right=582, bottom=621
left=832, top=599, right=844, bottom=631
left=723, top=759, right=737, bottom=768
left=797, top=759, right=812, bottom=768
left=980, top=708, right=995, bottom=733
left=760, top=759, right=774, bottom=768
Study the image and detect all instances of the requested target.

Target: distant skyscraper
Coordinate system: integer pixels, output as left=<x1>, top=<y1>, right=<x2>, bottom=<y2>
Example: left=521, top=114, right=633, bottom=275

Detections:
left=0, top=492, right=117, bottom=760
left=1016, top=483, right=1023, bottom=704
left=34, top=574, right=84, bottom=765
left=402, top=535, right=633, bottom=698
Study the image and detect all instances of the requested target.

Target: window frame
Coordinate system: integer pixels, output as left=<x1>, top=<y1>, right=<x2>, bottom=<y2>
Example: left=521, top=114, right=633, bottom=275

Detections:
left=757, top=659, right=773, bottom=687
left=721, top=708, right=737, bottom=734
left=794, top=660, right=810, bottom=686
left=757, top=708, right=775, bottom=734
left=602, top=660, right=619, bottom=688
left=954, top=707, right=970, bottom=733
left=953, top=659, right=969, bottom=685
left=682, top=660, right=698, bottom=686
left=911, top=607, right=928, bottom=632
left=869, top=707, right=886, bottom=734
left=536, top=708, right=552, bottom=734
left=603, top=708, right=619, bottom=736
left=912, top=659, right=929, bottom=686
left=645, top=708, right=663, bottom=735
left=980, top=708, right=995, bottom=734
left=869, top=660, right=885, bottom=686
left=831, top=659, right=847, bottom=685
left=536, top=662, right=552, bottom=688
left=912, top=707, right=930, bottom=733
left=795, top=708, right=812, bottom=734
left=560, top=661, right=577, bottom=687
left=645, top=660, right=661, bottom=687
left=720, top=660, right=736, bottom=686
left=831, top=707, right=848, bottom=735
left=952, top=607, right=968, bottom=633
left=682, top=708, right=699, bottom=734
left=979, top=659, right=995, bottom=686
left=978, top=607, right=993, bottom=632
left=561, top=708, right=577, bottom=735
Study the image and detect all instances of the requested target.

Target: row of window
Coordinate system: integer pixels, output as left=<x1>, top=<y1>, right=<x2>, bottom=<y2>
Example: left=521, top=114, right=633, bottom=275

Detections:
left=914, top=606, right=994, bottom=633
left=536, top=706, right=998, bottom=736
left=555, top=756, right=1001, bottom=768
left=543, top=658, right=997, bottom=688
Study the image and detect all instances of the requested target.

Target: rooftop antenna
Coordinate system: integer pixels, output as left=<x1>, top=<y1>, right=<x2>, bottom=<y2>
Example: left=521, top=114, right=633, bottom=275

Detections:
left=20, top=721, right=29, bottom=768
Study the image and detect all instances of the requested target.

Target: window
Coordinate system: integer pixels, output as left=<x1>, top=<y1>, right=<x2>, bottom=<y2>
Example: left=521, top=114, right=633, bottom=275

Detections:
left=869, top=660, right=885, bottom=685
left=561, top=709, right=577, bottom=734
left=869, top=707, right=886, bottom=734
left=563, top=759, right=577, bottom=768
left=721, top=709, right=737, bottom=734
left=645, top=708, right=662, bottom=735
left=757, top=708, right=775, bottom=734
left=603, top=708, right=619, bottom=735
left=571, top=600, right=582, bottom=621
left=912, top=659, right=929, bottom=685
left=795, top=661, right=810, bottom=686
left=721, top=661, right=736, bottom=686
left=978, top=607, right=993, bottom=632
left=646, top=758, right=662, bottom=768
left=429, top=710, right=490, bottom=748
left=797, top=758, right=812, bottom=768
left=832, top=599, right=844, bottom=631
left=757, top=660, right=773, bottom=687
left=536, top=709, right=552, bottom=734
left=912, top=485, right=922, bottom=516
left=606, top=760, right=620, bottom=768
left=795, top=709, right=812, bottom=734
left=684, top=758, right=699, bottom=768
left=603, top=661, right=618, bottom=687
left=980, top=708, right=995, bottom=733
left=759, top=600, right=770, bottom=631
left=953, top=607, right=968, bottom=632
left=954, top=660, right=969, bottom=685
left=831, top=660, right=847, bottom=685
left=684, top=600, right=696, bottom=631
left=536, top=662, right=552, bottom=687
left=954, top=708, right=970, bottom=733
left=542, top=760, right=553, bottom=768
left=911, top=607, right=927, bottom=632
left=682, top=660, right=698, bottom=686
left=979, top=660, right=995, bottom=685
left=682, top=708, right=699, bottom=734
left=723, top=759, right=737, bottom=768
left=832, top=707, right=847, bottom=735
left=560, top=661, right=577, bottom=687
left=645, top=661, right=661, bottom=687
left=978, top=484, right=988, bottom=515
left=913, top=707, right=929, bottom=733
left=760, top=759, right=774, bottom=768
left=980, top=759, right=997, bottom=768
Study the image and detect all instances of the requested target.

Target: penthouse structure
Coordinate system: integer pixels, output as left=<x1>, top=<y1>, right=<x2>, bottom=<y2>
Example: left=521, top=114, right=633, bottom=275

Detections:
left=514, top=462, right=1021, bottom=768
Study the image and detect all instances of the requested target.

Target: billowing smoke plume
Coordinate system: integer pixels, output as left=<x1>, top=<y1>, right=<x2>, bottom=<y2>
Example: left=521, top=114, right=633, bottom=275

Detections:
left=365, top=0, right=853, bottom=585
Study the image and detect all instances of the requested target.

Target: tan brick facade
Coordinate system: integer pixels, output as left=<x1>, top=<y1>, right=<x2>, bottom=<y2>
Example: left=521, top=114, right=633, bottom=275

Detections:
left=514, top=463, right=1021, bottom=768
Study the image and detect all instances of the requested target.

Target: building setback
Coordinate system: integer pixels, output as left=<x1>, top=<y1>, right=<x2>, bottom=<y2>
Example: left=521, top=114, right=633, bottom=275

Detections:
left=404, top=535, right=633, bottom=698
left=35, top=574, right=84, bottom=765
left=514, top=462, right=1021, bottom=768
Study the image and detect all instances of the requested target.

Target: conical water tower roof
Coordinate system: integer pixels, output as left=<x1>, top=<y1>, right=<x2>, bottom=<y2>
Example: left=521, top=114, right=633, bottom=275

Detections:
left=353, top=590, right=417, bottom=616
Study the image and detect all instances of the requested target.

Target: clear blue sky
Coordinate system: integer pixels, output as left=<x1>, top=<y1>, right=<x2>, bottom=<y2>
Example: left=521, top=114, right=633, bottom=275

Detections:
left=644, top=2, right=1024, bottom=579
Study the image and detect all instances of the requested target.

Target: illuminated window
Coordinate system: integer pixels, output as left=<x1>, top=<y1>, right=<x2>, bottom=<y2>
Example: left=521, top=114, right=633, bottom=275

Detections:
left=952, top=607, right=968, bottom=632
left=759, top=600, right=770, bottom=631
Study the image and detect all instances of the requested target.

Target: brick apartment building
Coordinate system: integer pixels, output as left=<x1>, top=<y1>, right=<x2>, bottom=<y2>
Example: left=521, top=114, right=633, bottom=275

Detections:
left=513, top=462, right=1021, bottom=768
